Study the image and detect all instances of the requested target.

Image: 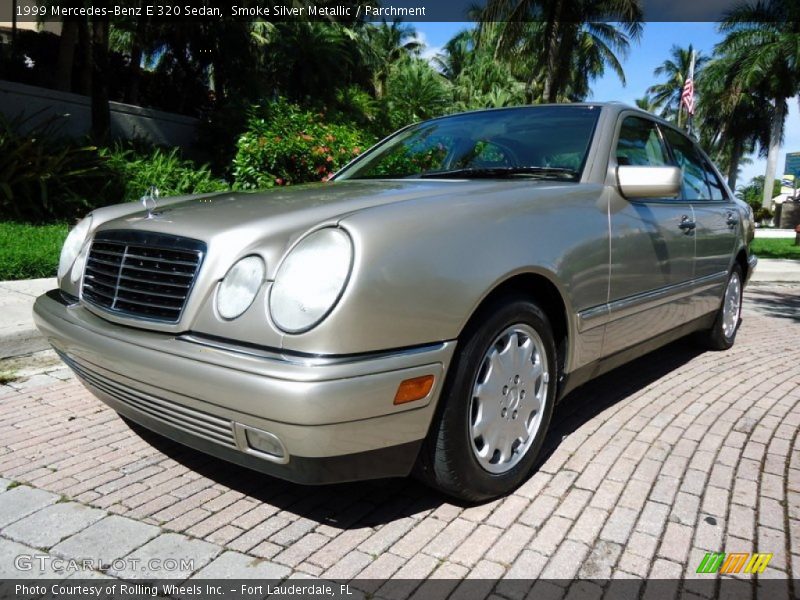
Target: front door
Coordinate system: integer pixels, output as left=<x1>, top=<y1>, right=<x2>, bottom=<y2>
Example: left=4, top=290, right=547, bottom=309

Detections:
left=603, top=115, right=695, bottom=356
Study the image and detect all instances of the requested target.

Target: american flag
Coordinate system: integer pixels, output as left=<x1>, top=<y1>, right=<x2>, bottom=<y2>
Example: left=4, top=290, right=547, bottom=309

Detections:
left=681, top=50, right=696, bottom=116
left=681, top=77, right=695, bottom=115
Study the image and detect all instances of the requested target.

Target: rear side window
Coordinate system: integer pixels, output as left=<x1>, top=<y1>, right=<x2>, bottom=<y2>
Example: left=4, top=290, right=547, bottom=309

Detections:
left=616, top=117, right=669, bottom=167
left=661, top=127, right=712, bottom=201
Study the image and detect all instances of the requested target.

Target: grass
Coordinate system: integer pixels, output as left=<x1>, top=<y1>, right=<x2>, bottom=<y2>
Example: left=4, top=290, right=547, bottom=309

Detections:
left=750, top=237, right=800, bottom=260
left=0, top=222, right=68, bottom=280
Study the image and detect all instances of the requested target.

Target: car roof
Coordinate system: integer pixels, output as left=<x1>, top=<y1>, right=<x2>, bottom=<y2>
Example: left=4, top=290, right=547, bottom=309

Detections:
left=419, top=102, right=657, bottom=124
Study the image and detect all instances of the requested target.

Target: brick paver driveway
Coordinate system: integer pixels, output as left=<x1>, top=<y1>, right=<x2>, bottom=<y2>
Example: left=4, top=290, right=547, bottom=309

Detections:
left=0, top=285, right=798, bottom=595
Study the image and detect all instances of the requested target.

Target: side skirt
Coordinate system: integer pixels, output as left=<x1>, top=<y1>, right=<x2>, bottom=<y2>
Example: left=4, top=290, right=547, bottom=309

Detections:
left=557, top=312, right=716, bottom=401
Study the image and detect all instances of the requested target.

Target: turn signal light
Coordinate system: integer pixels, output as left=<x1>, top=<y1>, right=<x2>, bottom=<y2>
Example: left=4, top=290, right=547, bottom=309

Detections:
left=394, top=375, right=435, bottom=405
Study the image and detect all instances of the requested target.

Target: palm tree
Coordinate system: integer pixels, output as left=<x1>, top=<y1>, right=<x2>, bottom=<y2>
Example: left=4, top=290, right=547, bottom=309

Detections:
left=434, top=28, right=525, bottom=110
left=481, top=0, right=643, bottom=103
left=716, top=0, right=800, bottom=207
left=566, top=22, right=631, bottom=100
left=697, top=55, right=770, bottom=189
left=433, top=29, right=476, bottom=80
left=635, top=94, right=657, bottom=112
left=452, top=53, right=526, bottom=110
left=258, top=22, right=364, bottom=104
left=363, top=20, right=422, bottom=99
left=386, top=57, right=451, bottom=125
left=646, top=44, right=709, bottom=125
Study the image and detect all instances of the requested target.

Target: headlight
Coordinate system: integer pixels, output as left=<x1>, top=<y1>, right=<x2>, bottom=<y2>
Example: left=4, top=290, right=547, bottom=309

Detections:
left=58, top=216, right=92, bottom=280
left=270, top=228, right=353, bottom=333
left=70, top=242, right=91, bottom=284
left=216, top=255, right=265, bottom=320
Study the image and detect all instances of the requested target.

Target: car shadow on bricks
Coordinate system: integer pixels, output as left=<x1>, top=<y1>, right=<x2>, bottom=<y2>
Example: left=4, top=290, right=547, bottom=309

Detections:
left=122, top=417, right=445, bottom=526
left=540, top=336, right=704, bottom=462
left=120, top=335, right=704, bottom=526
left=743, top=286, right=800, bottom=322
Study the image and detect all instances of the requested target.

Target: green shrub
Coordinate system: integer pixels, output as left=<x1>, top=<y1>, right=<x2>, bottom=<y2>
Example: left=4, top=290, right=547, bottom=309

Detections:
left=0, top=222, right=67, bottom=280
left=0, top=114, right=111, bottom=222
left=0, top=114, right=228, bottom=222
left=232, top=99, right=375, bottom=190
left=101, top=146, right=229, bottom=203
left=753, top=206, right=773, bottom=223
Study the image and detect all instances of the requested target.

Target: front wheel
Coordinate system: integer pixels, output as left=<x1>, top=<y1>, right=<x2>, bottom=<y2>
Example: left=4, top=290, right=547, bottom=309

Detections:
left=418, top=297, right=557, bottom=501
left=703, top=265, right=743, bottom=350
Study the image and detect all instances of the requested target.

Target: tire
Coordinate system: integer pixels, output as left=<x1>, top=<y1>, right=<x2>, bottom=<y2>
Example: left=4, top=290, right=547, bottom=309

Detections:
left=417, top=296, right=557, bottom=502
left=703, top=264, right=743, bottom=351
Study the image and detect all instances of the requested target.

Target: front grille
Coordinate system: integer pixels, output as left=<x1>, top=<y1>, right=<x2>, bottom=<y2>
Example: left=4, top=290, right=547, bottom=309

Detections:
left=82, top=230, right=205, bottom=323
left=58, top=351, right=237, bottom=448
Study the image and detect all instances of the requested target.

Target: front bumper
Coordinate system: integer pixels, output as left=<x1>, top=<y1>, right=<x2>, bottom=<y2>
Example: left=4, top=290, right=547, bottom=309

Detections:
left=33, top=290, right=456, bottom=484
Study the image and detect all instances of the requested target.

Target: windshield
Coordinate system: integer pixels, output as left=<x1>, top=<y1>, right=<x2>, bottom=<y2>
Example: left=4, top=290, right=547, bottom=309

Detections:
left=336, top=105, right=601, bottom=182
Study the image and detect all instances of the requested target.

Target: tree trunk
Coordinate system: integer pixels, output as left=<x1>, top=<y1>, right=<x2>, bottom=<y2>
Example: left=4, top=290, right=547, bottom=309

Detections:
left=540, top=0, right=563, bottom=104
left=76, top=18, right=92, bottom=96
left=125, top=15, right=147, bottom=105
left=55, top=19, right=79, bottom=91
left=90, top=18, right=111, bottom=145
left=543, top=21, right=561, bottom=103
left=761, top=99, right=785, bottom=208
left=726, top=137, right=742, bottom=191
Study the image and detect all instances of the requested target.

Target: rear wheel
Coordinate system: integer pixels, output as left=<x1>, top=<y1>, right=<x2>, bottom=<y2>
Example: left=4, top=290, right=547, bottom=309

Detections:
left=418, top=297, right=557, bottom=501
left=703, top=265, right=743, bottom=350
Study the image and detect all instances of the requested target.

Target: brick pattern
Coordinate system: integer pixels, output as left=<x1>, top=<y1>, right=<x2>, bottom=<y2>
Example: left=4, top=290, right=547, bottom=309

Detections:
left=0, top=288, right=798, bottom=589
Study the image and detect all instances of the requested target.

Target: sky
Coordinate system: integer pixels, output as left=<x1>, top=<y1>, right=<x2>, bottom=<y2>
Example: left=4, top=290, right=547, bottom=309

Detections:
left=410, top=21, right=800, bottom=189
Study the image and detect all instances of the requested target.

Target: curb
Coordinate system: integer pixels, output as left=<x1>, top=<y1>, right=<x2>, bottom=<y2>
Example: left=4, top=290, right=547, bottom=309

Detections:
left=0, top=278, right=57, bottom=361
left=0, top=329, right=50, bottom=360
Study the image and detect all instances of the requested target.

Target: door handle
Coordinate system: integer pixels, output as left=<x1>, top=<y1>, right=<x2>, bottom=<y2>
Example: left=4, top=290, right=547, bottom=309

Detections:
left=678, top=215, right=696, bottom=231
left=726, top=211, right=739, bottom=227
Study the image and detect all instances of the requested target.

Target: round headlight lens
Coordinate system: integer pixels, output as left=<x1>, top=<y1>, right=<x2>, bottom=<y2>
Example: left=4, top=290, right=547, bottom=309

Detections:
left=216, top=256, right=265, bottom=320
left=58, top=216, right=92, bottom=280
left=270, top=228, right=353, bottom=333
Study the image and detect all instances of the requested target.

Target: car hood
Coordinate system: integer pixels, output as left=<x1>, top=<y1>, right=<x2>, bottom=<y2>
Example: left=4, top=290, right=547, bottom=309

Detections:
left=100, top=179, right=588, bottom=242
left=96, top=180, right=503, bottom=242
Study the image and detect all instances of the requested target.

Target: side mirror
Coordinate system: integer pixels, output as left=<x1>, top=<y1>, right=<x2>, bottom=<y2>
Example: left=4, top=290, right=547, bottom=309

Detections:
left=617, top=165, right=682, bottom=199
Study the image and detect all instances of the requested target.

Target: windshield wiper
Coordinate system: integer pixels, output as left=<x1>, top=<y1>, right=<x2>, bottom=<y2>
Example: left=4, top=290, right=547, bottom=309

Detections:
left=417, top=166, right=578, bottom=180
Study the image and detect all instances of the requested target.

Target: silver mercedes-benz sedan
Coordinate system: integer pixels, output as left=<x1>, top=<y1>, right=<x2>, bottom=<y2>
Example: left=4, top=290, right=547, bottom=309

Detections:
left=34, top=103, right=756, bottom=500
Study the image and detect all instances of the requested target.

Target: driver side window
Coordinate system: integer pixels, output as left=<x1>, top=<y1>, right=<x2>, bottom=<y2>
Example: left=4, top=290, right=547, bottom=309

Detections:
left=616, top=117, right=669, bottom=167
left=661, top=127, right=713, bottom=201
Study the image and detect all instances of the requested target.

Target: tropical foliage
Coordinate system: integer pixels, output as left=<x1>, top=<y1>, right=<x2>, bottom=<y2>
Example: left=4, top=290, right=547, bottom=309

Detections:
left=646, top=45, right=709, bottom=125
left=101, top=146, right=228, bottom=203
left=2, top=0, right=798, bottom=216
left=0, top=112, right=229, bottom=222
left=0, top=114, right=109, bottom=222
left=736, top=176, right=781, bottom=222
left=713, top=0, right=800, bottom=205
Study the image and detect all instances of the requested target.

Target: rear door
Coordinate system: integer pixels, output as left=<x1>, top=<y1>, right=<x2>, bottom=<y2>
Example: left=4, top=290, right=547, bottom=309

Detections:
left=603, top=114, right=695, bottom=356
left=660, top=126, right=737, bottom=319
